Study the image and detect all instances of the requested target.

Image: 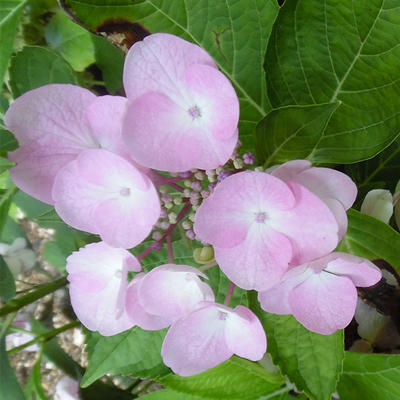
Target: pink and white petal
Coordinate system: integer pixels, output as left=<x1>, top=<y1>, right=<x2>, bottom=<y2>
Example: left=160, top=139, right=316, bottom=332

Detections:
left=5, top=84, right=98, bottom=203
left=289, top=272, right=357, bottom=335
left=270, top=160, right=312, bottom=181
left=161, top=304, right=233, bottom=376
left=123, top=33, right=217, bottom=100
left=125, top=274, right=171, bottom=330
left=194, top=172, right=296, bottom=248
left=53, top=149, right=160, bottom=248
left=258, top=264, right=313, bottom=314
left=66, top=242, right=138, bottom=335
left=184, top=64, right=239, bottom=141
left=224, top=305, right=267, bottom=360
left=122, top=92, right=235, bottom=172
left=323, top=253, right=382, bottom=287
left=294, top=167, right=357, bottom=210
left=323, top=198, right=348, bottom=239
left=214, top=225, right=292, bottom=291
left=138, top=264, right=215, bottom=321
left=272, top=182, right=339, bottom=264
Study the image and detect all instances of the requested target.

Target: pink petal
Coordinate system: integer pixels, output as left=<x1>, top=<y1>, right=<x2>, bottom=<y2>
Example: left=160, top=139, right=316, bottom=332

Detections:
left=289, top=272, right=357, bottom=335
left=122, top=66, right=239, bottom=172
left=161, top=304, right=234, bottom=376
left=214, top=225, right=292, bottom=290
left=66, top=242, right=139, bottom=335
left=271, top=161, right=357, bottom=210
left=86, top=95, right=149, bottom=174
left=324, top=198, right=348, bottom=239
left=323, top=253, right=382, bottom=287
left=4, top=84, right=97, bottom=203
left=269, top=160, right=311, bottom=181
left=257, top=265, right=313, bottom=314
left=138, top=264, right=215, bottom=323
left=274, top=182, right=339, bottom=264
left=123, top=33, right=217, bottom=100
left=125, top=274, right=171, bottom=330
left=194, top=171, right=296, bottom=248
left=224, top=305, right=267, bottom=360
left=53, top=149, right=160, bottom=249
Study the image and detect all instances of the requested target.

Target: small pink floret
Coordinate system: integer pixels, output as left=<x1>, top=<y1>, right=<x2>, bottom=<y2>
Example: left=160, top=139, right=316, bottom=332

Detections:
left=194, top=171, right=339, bottom=290
left=258, top=252, right=382, bottom=335
left=121, top=33, right=239, bottom=172
left=66, top=242, right=141, bottom=336
left=161, top=303, right=267, bottom=376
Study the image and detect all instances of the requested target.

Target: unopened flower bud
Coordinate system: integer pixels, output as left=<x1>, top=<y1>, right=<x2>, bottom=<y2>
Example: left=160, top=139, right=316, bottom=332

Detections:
left=160, top=208, right=168, bottom=218
left=183, top=188, right=191, bottom=197
left=194, top=171, right=205, bottom=180
left=160, top=221, right=170, bottom=230
left=188, top=213, right=196, bottom=222
left=164, top=202, right=174, bottom=209
left=233, top=158, right=244, bottom=169
left=180, top=171, right=191, bottom=178
left=186, top=230, right=196, bottom=240
left=243, top=152, right=256, bottom=165
left=173, top=197, right=183, bottom=205
left=184, top=180, right=192, bottom=188
left=182, top=220, right=192, bottom=230
left=193, top=246, right=215, bottom=264
left=168, top=212, right=177, bottom=224
left=201, top=190, right=209, bottom=199
left=161, top=194, right=172, bottom=203
left=361, top=189, right=393, bottom=224
left=191, top=181, right=202, bottom=191
left=152, top=231, right=163, bottom=241
left=158, top=185, right=168, bottom=194
left=254, top=166, right=264, bottom=172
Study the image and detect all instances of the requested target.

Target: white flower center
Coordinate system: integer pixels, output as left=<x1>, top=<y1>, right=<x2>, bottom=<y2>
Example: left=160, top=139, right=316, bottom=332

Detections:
left=218, top=311, right=228, bottom=321
left=120, top=187, right=131, bottom=197
left=254, top=211, right=267, bottom=223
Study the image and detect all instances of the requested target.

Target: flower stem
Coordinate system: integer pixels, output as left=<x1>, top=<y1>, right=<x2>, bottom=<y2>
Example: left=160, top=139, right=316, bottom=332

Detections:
left=0, top=277, right=68, bottom=317
left=167, top=234, right=174, bottom=263
left=198, top=261, right=217, bottom=272
left=7, top=321, right=79, bottom=355
left=224, top=282, right=235, bottom=306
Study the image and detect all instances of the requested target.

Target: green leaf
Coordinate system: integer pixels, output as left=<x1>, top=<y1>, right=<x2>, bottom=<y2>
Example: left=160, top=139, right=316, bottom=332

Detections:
left=0, top=157, right=14, bottom=174
left=59, top=0, right=280, bottom=150
left=45, top=12, right=95, bottom=71
left=92, top=35, right=124, bottom=93
left=140, top=390, right=204, bottom=400
left=0, top=255, right=16, bottom=301
left=24, top=355, right=49, bottom=400
left=43, top=241, right=68, bottom=271
left=337, top=209, right=400, bottom=273
left=256, top=103, right=339, bottom=167
left=0, top=185, right=18, bottom=236
left=0, top=337, right=25, bottom=400
left=82, top=327, right=169, bottom=387
left=345, top=137, right=400, bottom=198
left=252, top=302, right=344, bottom=400
left=0, top=0, right=27, bottom=87
left=337, top=352, right=400, bottom=400
left=0, top=129, right=18, bottom=153
left=160, top=356, right=284, bottom=400
left=9, top=46, right=77, bottom=97
left=265, top=0, right=400, bottom=163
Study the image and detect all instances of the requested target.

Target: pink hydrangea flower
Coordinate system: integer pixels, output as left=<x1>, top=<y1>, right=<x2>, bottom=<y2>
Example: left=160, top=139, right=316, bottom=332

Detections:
left=122, top=33, right=239, bottom=172
left=53, top=149, right=160, bottom=249
left=258, top=252, right=382, bottom=335
left=66, top=242, right=141, bottom=336
left=4, top=84, right=145, bottom=204
left=269, top=160, right=357, bottom=238
left=125, top=264, right=214, bottom=330
left=161, top=303, right=267, bottom=376
left=194, top=171, right=339, bottom=290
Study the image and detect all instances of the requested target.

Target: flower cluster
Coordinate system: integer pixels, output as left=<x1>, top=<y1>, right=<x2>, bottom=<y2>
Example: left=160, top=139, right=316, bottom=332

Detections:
left=5, top=33, right=381, bottom=376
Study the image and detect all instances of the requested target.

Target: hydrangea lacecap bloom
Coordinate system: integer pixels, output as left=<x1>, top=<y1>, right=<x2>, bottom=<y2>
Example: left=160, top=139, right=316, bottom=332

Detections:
left=194, top=171, right=340, bottom=290
left=258, top=253, right=382, bottom=334
left=122, top=33, right=239, bottom=172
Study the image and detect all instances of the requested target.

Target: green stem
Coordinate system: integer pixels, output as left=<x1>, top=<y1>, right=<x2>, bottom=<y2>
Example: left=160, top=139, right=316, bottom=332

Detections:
left=7, top=320, right=79, bottom=355
left=0, top=185, right=18, bottom=208
left=0, top=313, right=17, bottom=340
left=0, top=276, right=68, bottom=317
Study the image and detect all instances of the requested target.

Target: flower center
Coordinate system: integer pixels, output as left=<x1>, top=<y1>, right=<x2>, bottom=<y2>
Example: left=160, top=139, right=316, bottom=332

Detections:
left=188, top=105, right=201, bottom=119
left=120, top=187, right=131, bottom=197
left=218, top=311, right=228, bottom=321
left=254, top=211, right=267, bottom=223
left=114, top=269, right=122, bottom=278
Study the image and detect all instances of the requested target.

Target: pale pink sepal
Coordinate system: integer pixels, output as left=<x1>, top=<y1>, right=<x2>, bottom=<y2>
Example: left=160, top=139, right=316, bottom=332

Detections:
left=53, top=148, right=160, bottom=249
left=66, top=242, right=140, bottom=336
left=161, top=303, right=266, bottom=376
